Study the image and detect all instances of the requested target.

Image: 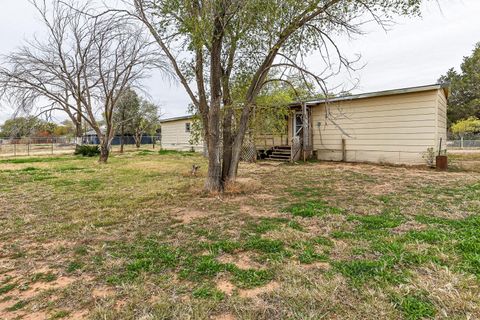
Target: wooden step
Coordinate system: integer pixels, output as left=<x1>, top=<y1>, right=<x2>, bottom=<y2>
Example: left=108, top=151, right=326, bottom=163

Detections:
left=266, top=145, right=292, bottom=162
left=273, top=146, right=291, bottom=151
left=271, top=150, right=291, bottom=155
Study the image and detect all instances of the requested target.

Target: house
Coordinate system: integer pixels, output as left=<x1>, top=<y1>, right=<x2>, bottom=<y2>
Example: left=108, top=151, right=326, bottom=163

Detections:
left=82, top=129, right=158, bottom=146
left=160, top=83, right=448, bottom=165
left=275, top=83, right=448, bottom=164
left=159, top=115, right=204, bottom=152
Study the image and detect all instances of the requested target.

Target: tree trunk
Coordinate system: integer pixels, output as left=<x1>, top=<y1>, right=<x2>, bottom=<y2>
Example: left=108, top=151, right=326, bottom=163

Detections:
left=221, top=107, right=234, bottom=183
left=74, top=116, right=83, bottom=151
left=135, top=133, right=142, bottom=148
left=99, top=141, right=110, bottom=163
left=226, top=106, right=251, bottom=182
left=204, top=10, right=225, bottom=193
left=120, top=123, right=125, bottom=153
left=205, top=130, right=223, bottom=192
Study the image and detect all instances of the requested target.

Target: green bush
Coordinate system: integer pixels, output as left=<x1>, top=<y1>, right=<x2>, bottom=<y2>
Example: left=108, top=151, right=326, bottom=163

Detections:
left=74, top=145, right=100, bottom=157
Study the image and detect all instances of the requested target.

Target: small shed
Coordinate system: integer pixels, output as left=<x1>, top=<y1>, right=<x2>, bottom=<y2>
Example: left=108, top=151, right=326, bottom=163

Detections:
left=159, top=115, right=204, bottom=152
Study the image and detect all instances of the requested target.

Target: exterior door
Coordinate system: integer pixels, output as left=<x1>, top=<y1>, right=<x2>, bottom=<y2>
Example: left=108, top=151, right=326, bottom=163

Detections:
left=293, top=111, right=303, bottom=138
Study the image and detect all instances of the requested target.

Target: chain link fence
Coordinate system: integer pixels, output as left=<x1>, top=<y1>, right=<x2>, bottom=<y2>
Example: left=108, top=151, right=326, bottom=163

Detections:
left=0, top=136, right=160, bottom=157
left=447, top=139, right=480, bottom=150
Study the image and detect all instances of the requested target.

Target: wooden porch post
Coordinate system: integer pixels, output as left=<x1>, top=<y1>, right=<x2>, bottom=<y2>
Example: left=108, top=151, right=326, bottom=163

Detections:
left=302, top=102, right=312, bottom=161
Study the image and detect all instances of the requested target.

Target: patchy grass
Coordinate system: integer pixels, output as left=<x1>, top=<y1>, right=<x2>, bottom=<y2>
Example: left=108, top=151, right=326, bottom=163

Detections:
left=393, top=293, right=436, bottom=320
left=0, top=151, right=479, bottom=318
left=284, top=200, right=344, bottom=217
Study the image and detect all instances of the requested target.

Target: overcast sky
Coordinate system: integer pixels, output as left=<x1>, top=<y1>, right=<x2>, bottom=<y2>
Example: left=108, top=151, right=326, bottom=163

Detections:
left=0, top=0, right=479, bottom=123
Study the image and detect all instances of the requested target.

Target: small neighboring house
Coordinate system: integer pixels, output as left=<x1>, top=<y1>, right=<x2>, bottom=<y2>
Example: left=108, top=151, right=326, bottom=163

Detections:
left=82, top=129, right=157, bottom=146
left=160, top=83, right=448, bottom=165
left=159, top=115, right=204, bottom=152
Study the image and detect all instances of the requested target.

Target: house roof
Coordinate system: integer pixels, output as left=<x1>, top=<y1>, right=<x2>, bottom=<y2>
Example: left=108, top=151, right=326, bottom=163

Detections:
left=291, top=83, right=449, bottom=107
left=160, top=115, right=194, bottom=123
left=158, top=84, right=450, bottom=121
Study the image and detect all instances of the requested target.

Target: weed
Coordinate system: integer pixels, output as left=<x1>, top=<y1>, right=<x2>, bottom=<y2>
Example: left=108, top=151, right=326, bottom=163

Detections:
left=244, top=237, right=284, bottom=254
left=230, top=267, right=274, bottom=289
left=284, top=201, right=343, bottom=217
left=192, top=286, right=225, bottom=301
left=158, top=150, right=195, bottom=156
left=246, top=218, right=288, bottom=234
left=203, top=240, right=241, bottom=255
left=349, top=213, right=404, bottom=230
left=6, top=300, right=28, bottom=311
left=0, top=283, right=16, bottom=295
left=392, top=293, right=436, bottom=320
left=287, top=220, right=304, bottom=231
left=31, top=272, right=57, bottom=283
left=333, top=259, right=406, bottom=285
left=66, top=261, right=84, bottom=273
left=0, top=157, right=67, bottom=164
left=406, top=229, right=449, bottom=244
left=49, top=310, right=71, bottom=319
left=298, top=246, right=328, bottom=264
left=74, top=245, right=89, bottom=256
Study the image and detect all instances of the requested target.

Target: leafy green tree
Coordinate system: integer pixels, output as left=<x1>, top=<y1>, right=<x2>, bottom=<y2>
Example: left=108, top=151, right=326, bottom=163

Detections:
left=451, top=117, right=480, bottom=138
left=132, top=0, right=424, bottom=192
left=0, top=116, right=53, bottom=138
left=131, top=100, right=161, bottom=148
left=113, top=88, right=141, bottom=152
left=439, top=43, right=480, bottom=126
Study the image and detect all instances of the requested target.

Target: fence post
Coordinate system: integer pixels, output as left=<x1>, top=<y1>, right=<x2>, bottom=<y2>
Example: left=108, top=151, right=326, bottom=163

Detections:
left=51, top=139, right=54, bottom=155
left=461, top=136, right=464, bottom=150
left=14, top=142, right=16, bottom=157
left=152, top=136, right=155, bottom=149
left=27, top=138, right=30, bottom=156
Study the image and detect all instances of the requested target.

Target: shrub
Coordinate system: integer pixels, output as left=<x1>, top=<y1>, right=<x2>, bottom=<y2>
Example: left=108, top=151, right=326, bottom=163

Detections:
left=422, top=147, right=435, bottom=168
left=75, top=145, right=100, bottom=157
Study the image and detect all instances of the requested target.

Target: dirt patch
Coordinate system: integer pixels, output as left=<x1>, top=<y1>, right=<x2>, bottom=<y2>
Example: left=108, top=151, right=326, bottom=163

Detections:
left=172, top=209, right=210, bottom=224
left=69, top=310, right=89, bottom=319
left=239, top=204, right=276, bottom=218
left=225, top=178, right=262, bottom=194
left=301, top=261, right=331, bottom=271
left=369, top=183, right=395, bottom=195
left=212, top=313, right=236, bottom=320
left=216, top=280, right=235, bottom=296
left=16, top=276, right=77, bottom=300
left=217, top=252, right=261, bottom=269
left=392, top=220, right=427, bottom=235
left=19, top=312, right=49, bottom=320
left=253, top=193, right=277, bottom=201
left=41, top=240, right=73, bottom=251
left=330, top=239, right=351, bottom=261
left=92, top=286, right=115, bottom=299
left=238, top=281, right=280, bottom=299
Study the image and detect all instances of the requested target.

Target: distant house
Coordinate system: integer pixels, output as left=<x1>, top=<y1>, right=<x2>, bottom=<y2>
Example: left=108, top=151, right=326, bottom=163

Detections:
left=159, top=115, right=204, bottom=152
left=82, top=129, right=157, bottom=146
left=160, top=84, right=448, bottom=165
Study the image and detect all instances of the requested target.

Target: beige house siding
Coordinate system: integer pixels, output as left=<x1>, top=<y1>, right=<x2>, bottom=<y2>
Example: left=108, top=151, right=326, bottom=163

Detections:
left=436, top=89, right=448, bottom=151
left=288, top=89, right=447, bottom=164
left=160, top=118, right=204, bottom=152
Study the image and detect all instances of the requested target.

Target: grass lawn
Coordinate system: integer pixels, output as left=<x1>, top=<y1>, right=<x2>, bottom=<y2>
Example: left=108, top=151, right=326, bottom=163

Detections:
left=0, top=150, right=479, bottom=319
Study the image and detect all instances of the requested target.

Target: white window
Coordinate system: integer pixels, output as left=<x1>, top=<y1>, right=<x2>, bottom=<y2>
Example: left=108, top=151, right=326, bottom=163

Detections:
left=185, top=122, right=191, bottom=133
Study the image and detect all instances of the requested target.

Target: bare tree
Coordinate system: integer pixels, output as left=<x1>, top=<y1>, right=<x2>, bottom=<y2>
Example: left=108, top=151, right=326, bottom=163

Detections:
left=0, top=0, right=168, bottom=162
left=120, top=0, right=424, bottom=192
left=0, top=1, right=91, bottom=145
